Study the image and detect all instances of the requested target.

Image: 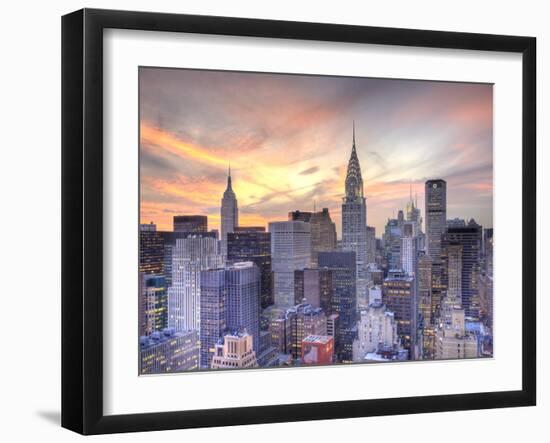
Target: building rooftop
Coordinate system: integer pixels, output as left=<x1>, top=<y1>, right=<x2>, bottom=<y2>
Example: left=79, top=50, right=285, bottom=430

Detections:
left=139, top=328, right=196, bottom=349
left=302, top=335, right=333, bottom=345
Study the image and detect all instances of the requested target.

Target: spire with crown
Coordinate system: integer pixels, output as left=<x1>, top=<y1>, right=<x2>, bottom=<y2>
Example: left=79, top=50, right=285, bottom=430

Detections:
left=344, top=121, right=364, bottom=201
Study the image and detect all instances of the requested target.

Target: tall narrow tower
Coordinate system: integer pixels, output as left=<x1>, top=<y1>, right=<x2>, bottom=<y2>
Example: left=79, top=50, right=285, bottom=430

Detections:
left=425, top=179, right=446, bottom=261
left=221, top=165, right=238, bottom=258
left=341, top=122, right=368, bottom=301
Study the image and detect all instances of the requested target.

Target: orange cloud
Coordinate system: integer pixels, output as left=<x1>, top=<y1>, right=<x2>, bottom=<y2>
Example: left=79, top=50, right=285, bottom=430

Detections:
left=141, top=123, right=229, bottom=167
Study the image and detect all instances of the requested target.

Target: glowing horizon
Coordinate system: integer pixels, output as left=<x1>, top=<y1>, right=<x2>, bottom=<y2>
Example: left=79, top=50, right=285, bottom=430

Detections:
left=140, top=68, right=493, bottom=236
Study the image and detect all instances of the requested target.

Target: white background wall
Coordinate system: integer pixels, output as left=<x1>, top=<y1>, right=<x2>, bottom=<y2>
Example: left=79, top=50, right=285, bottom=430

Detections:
left=0, top=0, right=546, bottom=441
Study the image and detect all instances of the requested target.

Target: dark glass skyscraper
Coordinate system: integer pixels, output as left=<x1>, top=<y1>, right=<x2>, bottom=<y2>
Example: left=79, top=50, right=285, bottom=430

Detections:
left=318, top=251, right=357, bottom=362
left=227, top=230, right=273, bottom=308
left=442, top=219, right=482, bottom=320
left=382, top=270, right=415, bottom=358
left=294, top=268, right=333, bottom=313
left=173, top=215, right=207, bottom=233
left=139, top=223, right=164, bottom=275
left=310, top=208, right=337, bottom=267
left=425, top=179, right=447, bottom=261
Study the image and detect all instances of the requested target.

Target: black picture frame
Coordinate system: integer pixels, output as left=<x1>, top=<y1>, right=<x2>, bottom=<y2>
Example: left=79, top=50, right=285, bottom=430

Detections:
left=61, top=8, right=537, bottom=435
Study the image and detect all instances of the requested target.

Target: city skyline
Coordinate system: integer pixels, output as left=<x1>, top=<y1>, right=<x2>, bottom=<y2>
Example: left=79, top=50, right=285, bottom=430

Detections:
left=139, top=67, right=494, bottom=374
left=140, top=68, right=493, bottom=236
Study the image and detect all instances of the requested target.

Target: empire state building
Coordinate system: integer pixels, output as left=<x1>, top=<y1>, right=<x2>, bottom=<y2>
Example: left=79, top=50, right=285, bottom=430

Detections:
left=342, top=122, right=368, bottom=300
left=221, top=166, right=238, bottom=258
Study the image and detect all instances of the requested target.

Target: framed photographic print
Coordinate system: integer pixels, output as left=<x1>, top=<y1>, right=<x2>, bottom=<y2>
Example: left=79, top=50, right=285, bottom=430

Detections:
left=61, top=8, right=536, bottom=435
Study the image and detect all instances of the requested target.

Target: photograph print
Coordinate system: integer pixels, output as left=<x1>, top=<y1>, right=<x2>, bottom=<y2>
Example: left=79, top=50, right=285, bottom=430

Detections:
left=138, top=67, right=494, bottom=375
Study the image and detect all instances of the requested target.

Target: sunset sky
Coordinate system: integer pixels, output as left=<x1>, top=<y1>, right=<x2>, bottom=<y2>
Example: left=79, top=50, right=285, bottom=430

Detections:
left=139, top=68, right=493, bottom=237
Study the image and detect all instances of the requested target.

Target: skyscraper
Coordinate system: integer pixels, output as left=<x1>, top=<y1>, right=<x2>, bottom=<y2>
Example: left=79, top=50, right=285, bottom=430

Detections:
left=383, top=270, right=415, bottom=357
left=199, top=262, right=260, bottom=368
left=173, top=215, right=207, bottom=233
left=401, top=222, right=417, bottom=276
left=444, top=244, right=463, bottom=301
left=342, top=122, right=368, bottom=302
left=383, top=218, right=402, bottom=271
left=269, top=220, right=311, bottom=307
left=227, top=229, right=272, bottom=308
left=318, top=251, right=357, bottom=362
left=294, top=268, right=333, bottom=312
left=139, top=223, right=164, bottom=275
left=288, top=210, right=312, bottom=222
left=160, top=231, right=217, bottom=287
left=309, top=208, right=337, bottom=266
left=139, top=273, right=168, bottom=337
left=417, top=252, right=433, bottom=326
left=220, top=166, right=238, bottom=257
left=425, top=179, right=447, bottom=261
left=442, top=219, right=482, bottom=320
left=168, top=235, right=222, bottom=332
left=366, top=226, right=376, bottom=266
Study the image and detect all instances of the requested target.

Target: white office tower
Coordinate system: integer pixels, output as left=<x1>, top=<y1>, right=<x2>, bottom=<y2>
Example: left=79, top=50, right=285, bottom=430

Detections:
left=168, top=235, right=222, bottom=331
left=352, top=302, right=399, bottom=362
left=342, top=122, right=368, bottom=304
left=269, top=220, right=311, bottom=307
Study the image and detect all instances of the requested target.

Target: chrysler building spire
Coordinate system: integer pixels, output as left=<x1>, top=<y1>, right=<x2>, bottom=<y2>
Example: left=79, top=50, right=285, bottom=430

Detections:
left=345, top=121, right=364, bottom=200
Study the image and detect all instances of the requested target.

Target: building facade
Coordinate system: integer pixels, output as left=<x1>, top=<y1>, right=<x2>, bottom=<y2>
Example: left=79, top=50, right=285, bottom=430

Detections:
left=287, top=302, right=328, bottom=358
left=139, top=273, right=168, bottom=337
left=352, top=302, right=399, bottom=362
left=227, top=229, right=272, bottom=308
left=382, top=270, right=415, bottom=358
left=269, top=220, right=311, bottom=307
left=318, top=251, right=357, bottom=362
left=199, top=262, right=260, bottom=368
left=139, top=223, right=164, bottom=275
left=168, top=235, right=222, bottom=332
left=425, top=179, right=447, bottom=261
left=442, top=219, right=482, bottom=320
left=173, top=215, right=207, bottom=233
left=210, top=332, right=259, bottom=369
left=140, top=328, right=199, bottom=374
left=309, top=208, right=337, bottom=266
left=294, top=268, right=333, bottom=312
